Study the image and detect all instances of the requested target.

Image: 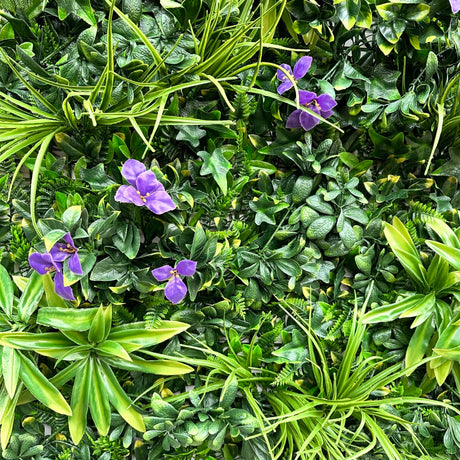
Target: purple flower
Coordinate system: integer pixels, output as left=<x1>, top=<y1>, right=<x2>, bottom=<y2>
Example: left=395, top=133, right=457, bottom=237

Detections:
left=450, top=0, right=460, bottom=13
left=276, top=56, right=313, bottom=95
left=286, top=90, right=337, bottom=131
left=50, top=233, right=82, bottom=276
left=152, top=260, right=197, bottom=304
left=115, top=159, right=176, bottom=214
left=29, top=253, right=75, bottom=301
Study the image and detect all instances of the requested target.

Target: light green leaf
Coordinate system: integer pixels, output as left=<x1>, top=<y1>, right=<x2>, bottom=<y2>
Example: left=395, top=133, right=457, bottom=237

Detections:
left=96, top=340, right=132, bottom=361
left=198, top=148, right=232, bottom=195
left=44, top=229, right=66, bottom=252
left=406, top=318, right=434, bottom=370
left=62, top=206, right=82, bottom=229
left=17, top=271, right=44, bottom=323
left=99, top=361, right=145, bottom=432
left=108, top=321, right=190, bottom=351
left=0, top=265, right=13, bottom=317
left=69, top=357, right=92, bottom=444
left=89, top=357, right=111, bottom=435
left=1, top=348, right=20, bottom=399
left=426, top=241, right=460, bottom=270
left=103, top=356, right=193, bottom=375
left=18, top=352, right=72, bottom=415
left=37, top=307, right=99, bottom=331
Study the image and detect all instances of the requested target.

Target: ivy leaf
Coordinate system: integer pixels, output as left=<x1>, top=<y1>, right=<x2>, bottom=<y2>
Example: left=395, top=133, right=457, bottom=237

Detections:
left=176, top=125, right=206, bottom=147
left=198, top=148, right=232, bottom=195
left=249, top=194, right=289, bottom=225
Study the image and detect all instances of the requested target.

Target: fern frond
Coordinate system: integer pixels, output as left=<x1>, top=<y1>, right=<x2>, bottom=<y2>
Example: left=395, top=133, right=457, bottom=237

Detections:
left=272, top=364, right=294, bottom=387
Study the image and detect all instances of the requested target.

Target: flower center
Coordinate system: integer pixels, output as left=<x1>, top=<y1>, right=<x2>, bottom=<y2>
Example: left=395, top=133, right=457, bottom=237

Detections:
left=304, top=99, right=321, bottom=110
left=137, top=190, right=151, bottom=203
left=170, top=269, right=178, bottom=277
left=45, top=266, right=56, bottom=273
left=59, top=243, right=76, bottom=254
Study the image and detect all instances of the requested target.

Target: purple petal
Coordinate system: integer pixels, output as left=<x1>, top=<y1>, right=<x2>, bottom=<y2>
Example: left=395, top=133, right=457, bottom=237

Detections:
left=299, top=111, right=320, bottom=131
left=176, top=260, right=197, bottom=277
left=293, top=56, right=312, bottom=80
left=277, top=81, right=293, bottom=95
left=320, top=110, right=333, bottom=119
left=115, top=185, right=144, bottom=206
left=164, top=276, right=187, bottom=304
left=144, top=191, right=176, bottom=214
left=121, top=159, right=145, bottom=186
left=62, top=233, right=75, bottom=248
left=54, top=270, right=75, bottom=301
left=286, top=110, right=303, bottom=129
left=316, top=94, right=337, bottom=111
left=68, top=253, right=83, bottom=276
left=276, top=64, right=292, bottom=82
left=136, top=170, right=159, bottom=196
left=50, top=244, right=69, bottom=262
left=29, top=253, right=58, bottom=275
left=298, top=90, right=317, bottom=105
left=450, top=0, right=460, bottom=13
left=152, top=265, right=174, bottom=281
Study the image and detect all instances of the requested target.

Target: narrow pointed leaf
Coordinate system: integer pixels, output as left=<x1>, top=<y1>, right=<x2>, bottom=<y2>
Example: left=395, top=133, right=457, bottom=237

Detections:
left=2, top=348, right=20, bottom=398
left=108, top=321, right=189, bottom=349
left=426, top=241, right=460, bottom=270
left=18, top=353, right=72, bottom=416
left=0, top=265, right=13, bottom=317
left=89, top=358, right=111, bottom=435
left=96, top=340, right=132, bottom=361
left=99, top=361, right=145, bottom=432
left=37, top=307, right=99, bottom=331
left=17, top=271, right=44, bottom=323
left=69, top=358, right=92, bottom=444
left=103, top=356, right=193, bottom=374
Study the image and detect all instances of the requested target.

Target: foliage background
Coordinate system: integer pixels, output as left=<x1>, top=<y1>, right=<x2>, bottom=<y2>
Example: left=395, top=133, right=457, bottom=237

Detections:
left=0, top=0, right=459, bottom=459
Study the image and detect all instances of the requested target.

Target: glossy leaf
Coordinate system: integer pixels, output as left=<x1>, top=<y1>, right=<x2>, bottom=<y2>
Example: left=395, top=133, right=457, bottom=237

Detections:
left=17, top=271, right=44, bottom=323
left=426, top=241, right=460, bottom=270
left=1, top=348, right=20, bottom=398
left=0, top=265, right=13, bottom=317
left=18, top=353, right=72, bottom=416
left=406, top=318, right=434, bottom=369
left=108, top=321, right=189, bottom=350
left=37, top=307, right=98, bottom=331
left=69, top=357, right=92, bottom=444
left=99, top=361, right=145, bottom=432
left=103, top=355, right=193, bottom=374
left=89, top=357, right=111, bottom=435
left=362, top=294, right=428, bottom=324
left=88, top=305, right=111, bottom=344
